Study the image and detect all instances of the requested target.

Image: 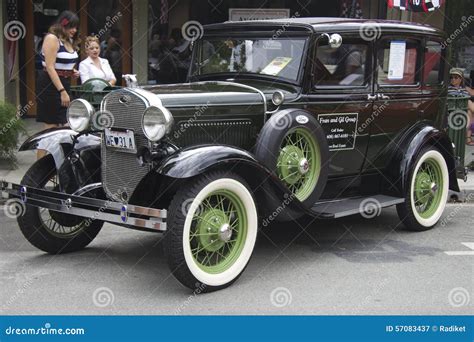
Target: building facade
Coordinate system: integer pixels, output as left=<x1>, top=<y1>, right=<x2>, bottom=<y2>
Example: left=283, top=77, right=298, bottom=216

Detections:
left=0, top=0, right=471, bottom=116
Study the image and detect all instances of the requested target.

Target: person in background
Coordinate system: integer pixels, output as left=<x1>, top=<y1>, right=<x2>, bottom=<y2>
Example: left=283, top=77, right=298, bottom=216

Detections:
left=36, top=10, right=80, bottom=159
left=79, top=36, right=116, bottom=85
left=104, top=29, right=122, bottom=85
left=449, top=68, right=474, bottom=145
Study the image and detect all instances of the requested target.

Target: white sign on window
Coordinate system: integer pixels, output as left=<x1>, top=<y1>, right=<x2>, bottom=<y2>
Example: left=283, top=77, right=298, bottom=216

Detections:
left=388, top=40, right=406, bottom=80
left=229, top=8, right=290, bottom=21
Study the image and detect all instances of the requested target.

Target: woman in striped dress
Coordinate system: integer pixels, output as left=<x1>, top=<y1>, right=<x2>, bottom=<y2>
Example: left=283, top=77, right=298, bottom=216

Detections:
left=36, top=11, right=80, bottom=158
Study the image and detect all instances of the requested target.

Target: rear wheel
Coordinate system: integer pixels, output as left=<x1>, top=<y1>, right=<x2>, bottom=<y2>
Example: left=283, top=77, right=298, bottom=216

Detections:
left=17, top=155, right=103, bottom=254
left=164, top=171, right=258, bottom=292
left=396, top=147, right=449, bottom=231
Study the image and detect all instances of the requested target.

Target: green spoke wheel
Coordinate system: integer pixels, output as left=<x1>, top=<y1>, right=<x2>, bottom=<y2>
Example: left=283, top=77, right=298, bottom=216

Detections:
left=277, top=127, right=321, bottom=202
left=190, top=189, right=247, bottom=273
left=164, top=171, right=258, bottom=292
left=413, top=159, right=444, bottom=219
left=397, top=148, right=449, bottom=231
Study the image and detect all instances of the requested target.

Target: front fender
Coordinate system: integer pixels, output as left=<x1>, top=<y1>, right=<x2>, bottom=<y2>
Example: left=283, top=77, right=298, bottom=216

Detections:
left=20, top=128, right=100, bottom=169
left=133, top=145, right=312, bottom=220
left=155, top=145, right=261, bottom=178
left=385, top=123, right=460, bottom=195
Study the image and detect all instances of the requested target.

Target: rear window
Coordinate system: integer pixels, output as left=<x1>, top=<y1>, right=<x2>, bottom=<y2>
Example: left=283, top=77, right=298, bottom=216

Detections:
left=377, top=40, right=419, bottom=86
left=424, top=41, right=443, bottom=85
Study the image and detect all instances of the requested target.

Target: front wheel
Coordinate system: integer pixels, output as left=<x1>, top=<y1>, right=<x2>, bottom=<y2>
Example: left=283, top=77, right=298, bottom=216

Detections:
left=17, top=155, right=103, bottom=254
left=164, top=171, right=258, bottom=292
left=396, top=147, right=449, bottom=231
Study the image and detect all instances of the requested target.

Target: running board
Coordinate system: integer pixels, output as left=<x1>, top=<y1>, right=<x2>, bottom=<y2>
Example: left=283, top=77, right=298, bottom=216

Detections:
left=311, top=195, right=405, bottom=219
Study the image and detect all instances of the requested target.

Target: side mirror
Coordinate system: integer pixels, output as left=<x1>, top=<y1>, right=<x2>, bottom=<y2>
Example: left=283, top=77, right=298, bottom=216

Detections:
left=328, top=33, right=343, bottom=49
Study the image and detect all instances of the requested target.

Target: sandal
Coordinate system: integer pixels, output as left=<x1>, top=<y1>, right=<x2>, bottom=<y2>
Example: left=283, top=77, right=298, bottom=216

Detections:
left=466, top=137, right=474, bottom=146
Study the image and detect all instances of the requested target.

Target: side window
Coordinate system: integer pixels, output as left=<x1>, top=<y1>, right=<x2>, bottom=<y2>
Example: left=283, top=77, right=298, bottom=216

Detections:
left=423, top=41, right=443, bottom=86
left=314, top=41, right=368, bottom=87
left=377, top=40, right=419, bottom=86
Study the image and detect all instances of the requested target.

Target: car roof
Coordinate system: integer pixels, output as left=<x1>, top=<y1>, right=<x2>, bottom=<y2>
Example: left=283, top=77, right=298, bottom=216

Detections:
left=204, top=17, right=443, bottom=36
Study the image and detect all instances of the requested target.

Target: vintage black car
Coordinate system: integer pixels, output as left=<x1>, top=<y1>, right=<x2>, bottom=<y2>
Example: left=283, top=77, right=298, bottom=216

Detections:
left=2, top=18, right=460, bottom=291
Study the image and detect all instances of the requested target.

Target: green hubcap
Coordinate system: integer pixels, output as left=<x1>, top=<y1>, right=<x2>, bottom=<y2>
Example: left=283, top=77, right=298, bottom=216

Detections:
left=189, top=190, right=247, bottom=274
left=413, top=158, right=443, bottom=219
left=277, top=128, right=320, bottom=201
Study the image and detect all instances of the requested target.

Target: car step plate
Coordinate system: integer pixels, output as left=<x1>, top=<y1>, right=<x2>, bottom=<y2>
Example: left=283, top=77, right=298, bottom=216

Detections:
left=311, top=195, right=405, bottom=219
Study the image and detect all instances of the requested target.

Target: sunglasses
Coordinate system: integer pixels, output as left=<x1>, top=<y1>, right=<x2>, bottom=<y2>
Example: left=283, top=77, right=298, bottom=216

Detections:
left=450, top=75, right=461, bottom=79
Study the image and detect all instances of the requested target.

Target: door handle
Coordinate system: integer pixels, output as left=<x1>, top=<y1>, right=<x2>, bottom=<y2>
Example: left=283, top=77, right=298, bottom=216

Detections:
left=367, top=94, right=377, bottom=101
left=377, top=94, right=391, bottom=100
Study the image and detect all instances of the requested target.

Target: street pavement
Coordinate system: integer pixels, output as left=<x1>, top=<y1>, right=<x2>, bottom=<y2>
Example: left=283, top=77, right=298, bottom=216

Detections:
left=0, top=119, right=472, bottom=315
left=0, top=202, right=472, bottom=315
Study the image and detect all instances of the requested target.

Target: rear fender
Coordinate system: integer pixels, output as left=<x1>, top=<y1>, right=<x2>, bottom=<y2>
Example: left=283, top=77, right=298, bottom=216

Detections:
left=384, top=123, right=460, bottom=195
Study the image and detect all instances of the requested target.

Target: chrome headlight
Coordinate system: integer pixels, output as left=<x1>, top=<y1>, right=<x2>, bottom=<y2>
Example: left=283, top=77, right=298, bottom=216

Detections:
left=142, top=105, right=174, bottom=142
left=67, top=99, right=94, bottom=132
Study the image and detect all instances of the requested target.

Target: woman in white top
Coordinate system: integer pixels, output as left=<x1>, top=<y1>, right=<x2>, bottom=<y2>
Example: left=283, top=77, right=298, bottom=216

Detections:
left=79, top=36, right=116, bottom=85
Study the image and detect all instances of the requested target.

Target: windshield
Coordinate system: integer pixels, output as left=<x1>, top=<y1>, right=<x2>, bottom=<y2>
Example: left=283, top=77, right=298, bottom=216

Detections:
left=191, top=37, right=307, bottom=82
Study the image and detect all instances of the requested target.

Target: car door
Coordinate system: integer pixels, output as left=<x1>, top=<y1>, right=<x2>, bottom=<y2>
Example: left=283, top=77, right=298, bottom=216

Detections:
left=364, top=36, right=423, bottom=172
left=304, top=34, right=374, bottom=177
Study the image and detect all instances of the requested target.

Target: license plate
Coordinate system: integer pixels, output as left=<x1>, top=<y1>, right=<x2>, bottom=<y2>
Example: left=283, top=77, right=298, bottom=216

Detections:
left=104, top=128, right=137, bottom=153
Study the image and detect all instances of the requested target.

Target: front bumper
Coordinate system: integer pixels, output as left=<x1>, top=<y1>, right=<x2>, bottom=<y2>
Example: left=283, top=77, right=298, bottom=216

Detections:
left=1, top=181, right=166, bottom=231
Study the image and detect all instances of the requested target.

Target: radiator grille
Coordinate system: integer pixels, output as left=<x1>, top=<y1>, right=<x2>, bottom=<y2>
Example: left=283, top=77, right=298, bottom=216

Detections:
left=102, top=90, right=150, bottom=202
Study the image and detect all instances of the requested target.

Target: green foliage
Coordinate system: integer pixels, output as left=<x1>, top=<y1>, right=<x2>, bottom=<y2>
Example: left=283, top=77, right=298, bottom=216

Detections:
left=0, top=102, right=26, bottom=165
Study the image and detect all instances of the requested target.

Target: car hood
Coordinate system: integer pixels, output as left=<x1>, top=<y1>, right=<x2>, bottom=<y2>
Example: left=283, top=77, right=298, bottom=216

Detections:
left=141, top=81, right=266, bottom=109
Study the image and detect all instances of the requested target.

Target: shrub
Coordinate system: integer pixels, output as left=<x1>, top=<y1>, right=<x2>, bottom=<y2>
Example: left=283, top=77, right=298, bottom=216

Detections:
left=0, top=101, right=26, bottom=166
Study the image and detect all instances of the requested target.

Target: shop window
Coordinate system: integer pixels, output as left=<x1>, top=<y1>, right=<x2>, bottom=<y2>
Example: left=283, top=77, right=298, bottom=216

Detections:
left=424, top=41, right=443, bottom=85
left=377, top=40, right=419, bottom=86
left=314, top=42, right=368, bottom=87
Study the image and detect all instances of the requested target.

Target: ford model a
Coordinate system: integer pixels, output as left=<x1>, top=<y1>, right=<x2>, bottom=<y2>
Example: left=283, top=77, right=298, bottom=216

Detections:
left=2, top=18, right=460, bottom=291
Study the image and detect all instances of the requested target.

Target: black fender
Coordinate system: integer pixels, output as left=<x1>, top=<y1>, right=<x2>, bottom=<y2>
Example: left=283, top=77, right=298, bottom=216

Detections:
left=384, top=122, right=460, bottom=196
left=57, top=144, right=102, bottom=194
left=131, top=145, right=311, bottom=221
left=19, top=127, right=100, bottom=170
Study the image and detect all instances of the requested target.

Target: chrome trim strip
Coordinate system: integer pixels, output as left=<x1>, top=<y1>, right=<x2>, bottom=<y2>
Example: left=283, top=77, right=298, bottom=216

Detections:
left=72, top=182, right=103, bottom=196
left=1, top=181, right=166, bottom=231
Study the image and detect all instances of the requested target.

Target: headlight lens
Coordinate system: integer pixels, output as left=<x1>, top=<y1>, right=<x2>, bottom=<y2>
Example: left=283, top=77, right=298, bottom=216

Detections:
left=142, top=105, right=174, bottom=142
left=67, top=99, right=94, bottom=132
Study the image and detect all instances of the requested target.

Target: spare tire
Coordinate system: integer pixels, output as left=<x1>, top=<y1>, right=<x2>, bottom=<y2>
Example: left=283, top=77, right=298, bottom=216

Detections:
left=255, top=109, right=329, bottom=206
